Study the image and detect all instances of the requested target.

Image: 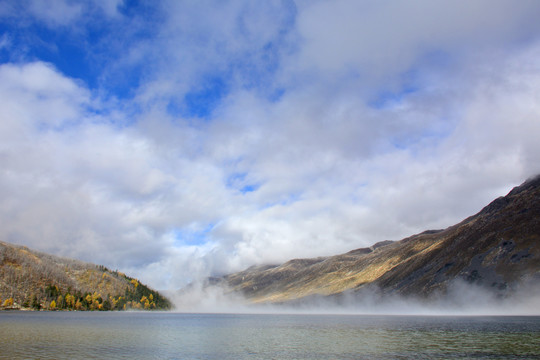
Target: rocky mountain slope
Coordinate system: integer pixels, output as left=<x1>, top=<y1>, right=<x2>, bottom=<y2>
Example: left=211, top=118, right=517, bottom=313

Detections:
left=223, top=176, right=540, bottom=304
left=0, top=241, right=172, bottom=310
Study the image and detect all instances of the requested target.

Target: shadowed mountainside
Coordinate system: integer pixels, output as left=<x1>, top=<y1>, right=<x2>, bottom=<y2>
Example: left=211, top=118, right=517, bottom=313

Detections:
left=0, top=241, right=172, bottom=310
left=223, top=176, right=540, bottom=304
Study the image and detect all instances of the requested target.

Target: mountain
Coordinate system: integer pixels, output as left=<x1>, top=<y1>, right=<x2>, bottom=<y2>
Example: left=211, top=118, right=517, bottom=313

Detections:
left=0, top=241, right=172, bottom=310
left=222, top=176, right=540, bottom=304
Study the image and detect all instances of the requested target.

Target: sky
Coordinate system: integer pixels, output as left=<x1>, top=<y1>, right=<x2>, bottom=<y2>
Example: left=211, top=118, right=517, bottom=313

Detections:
left=1, top=0, right=540, bottom=291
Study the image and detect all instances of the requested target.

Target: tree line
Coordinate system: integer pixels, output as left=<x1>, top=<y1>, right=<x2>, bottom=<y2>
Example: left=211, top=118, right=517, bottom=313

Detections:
left=19, top=281, right=172, bottom=311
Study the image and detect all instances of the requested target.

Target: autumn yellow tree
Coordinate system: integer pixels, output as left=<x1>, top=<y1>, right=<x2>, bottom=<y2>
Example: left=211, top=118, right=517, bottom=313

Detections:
left=65, top=294, right=76, bottom=309
left=88, top=292, right=103, bottom=310
left=56, top=295, right=64, bottom=309
left=49, top=300, right=57, bottom=310
left=140, top=295, right=151, bottom=309
left=111, top=297, right=118, bottom=310
left=85, top=294, right=92, bottom=308
left=2, top=297, right=13, bottom=307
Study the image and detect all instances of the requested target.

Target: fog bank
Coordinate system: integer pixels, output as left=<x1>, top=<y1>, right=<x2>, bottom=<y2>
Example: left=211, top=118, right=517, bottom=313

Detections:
left=168, top=279, right=540, bottom=316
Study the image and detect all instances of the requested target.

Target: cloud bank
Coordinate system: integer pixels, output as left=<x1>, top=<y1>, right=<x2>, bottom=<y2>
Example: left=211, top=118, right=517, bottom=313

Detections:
left=0, top=0, right=539, bottom=291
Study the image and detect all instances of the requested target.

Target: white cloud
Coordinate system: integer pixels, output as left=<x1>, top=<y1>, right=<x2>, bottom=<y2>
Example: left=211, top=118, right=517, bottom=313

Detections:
left=134, top=0, right=297, bottom=107
left=1, top=2, right=540, bottom=292
left=0, top=62, right=90, bottom=132
left=197, top=36, right=540, bottom=278
left=293, top=0, right=540, bottom=81
left=0, top=62, right=173, bottom=266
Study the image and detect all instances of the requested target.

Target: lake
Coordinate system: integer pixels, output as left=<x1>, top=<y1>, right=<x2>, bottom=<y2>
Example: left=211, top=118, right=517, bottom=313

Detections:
left=0, top=312, right=539, bottom=359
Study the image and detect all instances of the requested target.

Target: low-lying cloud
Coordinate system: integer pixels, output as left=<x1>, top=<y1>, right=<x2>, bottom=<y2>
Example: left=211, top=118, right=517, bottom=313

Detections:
left=170, top=279, right=540, bottom=316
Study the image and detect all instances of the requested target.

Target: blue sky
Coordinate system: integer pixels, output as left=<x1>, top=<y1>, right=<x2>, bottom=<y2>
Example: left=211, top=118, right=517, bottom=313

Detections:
left=1, top=0, right=540, bottom=291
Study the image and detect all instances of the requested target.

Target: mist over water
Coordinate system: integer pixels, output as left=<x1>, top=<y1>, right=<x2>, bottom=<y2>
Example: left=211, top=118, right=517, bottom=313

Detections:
left=169, top=279, right=540, bottom=316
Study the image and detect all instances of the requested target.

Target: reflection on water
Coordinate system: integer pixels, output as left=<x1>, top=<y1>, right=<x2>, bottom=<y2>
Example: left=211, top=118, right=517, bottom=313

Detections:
left=0, top=312, right=539, bottom=359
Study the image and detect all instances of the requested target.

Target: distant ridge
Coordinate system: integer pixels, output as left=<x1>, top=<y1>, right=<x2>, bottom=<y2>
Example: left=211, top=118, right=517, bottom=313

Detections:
left=0, top=241, right=172, bottom=311
left=221, top=176, right=540, bottom=304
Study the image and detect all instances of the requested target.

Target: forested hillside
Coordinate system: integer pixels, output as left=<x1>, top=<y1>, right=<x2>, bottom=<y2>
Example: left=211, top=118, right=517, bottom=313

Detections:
left=0, top=241, right=172, bottom=311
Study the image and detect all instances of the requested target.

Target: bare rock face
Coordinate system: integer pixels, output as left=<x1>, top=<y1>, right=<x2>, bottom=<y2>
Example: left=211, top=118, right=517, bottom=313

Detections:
left=223, top=176, right=540, bottom=304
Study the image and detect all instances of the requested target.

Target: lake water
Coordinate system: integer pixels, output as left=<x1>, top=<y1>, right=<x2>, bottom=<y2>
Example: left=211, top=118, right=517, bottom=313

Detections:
left=0, top=312, right=539, bottom=359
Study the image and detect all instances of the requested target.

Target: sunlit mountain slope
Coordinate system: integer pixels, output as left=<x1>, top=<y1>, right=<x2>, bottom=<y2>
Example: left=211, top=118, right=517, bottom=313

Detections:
left=223, top=176, right=540, bottom=304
